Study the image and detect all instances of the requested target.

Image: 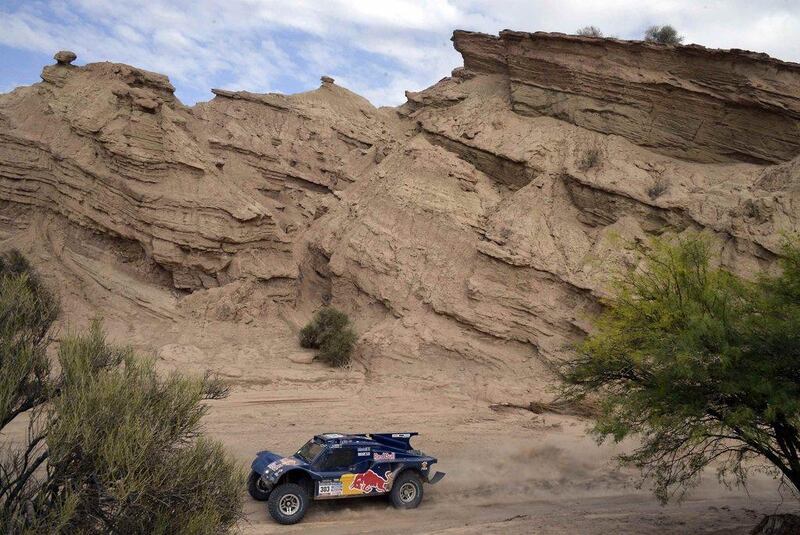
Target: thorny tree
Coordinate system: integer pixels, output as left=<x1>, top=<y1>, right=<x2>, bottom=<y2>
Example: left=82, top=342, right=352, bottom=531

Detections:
left=562, top=236, right=800, bottom=502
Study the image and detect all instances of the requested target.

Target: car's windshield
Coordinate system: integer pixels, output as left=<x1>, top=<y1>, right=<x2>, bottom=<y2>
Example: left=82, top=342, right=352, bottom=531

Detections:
left=295, top=439, right=324, bottom=463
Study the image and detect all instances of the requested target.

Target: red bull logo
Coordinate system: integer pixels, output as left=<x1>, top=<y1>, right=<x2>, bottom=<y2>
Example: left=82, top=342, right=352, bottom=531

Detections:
left=348, top=469, right=392, bottom=493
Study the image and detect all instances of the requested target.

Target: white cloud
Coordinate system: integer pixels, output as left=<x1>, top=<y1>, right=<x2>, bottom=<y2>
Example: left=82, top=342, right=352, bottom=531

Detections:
left=1, top=1, right=799, bottom=106
left=114, top=24, right=146, bottom=45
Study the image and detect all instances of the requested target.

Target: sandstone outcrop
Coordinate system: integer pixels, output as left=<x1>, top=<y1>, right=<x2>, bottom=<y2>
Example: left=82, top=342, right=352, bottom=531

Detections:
left=0, top=59, right=401, bottom=292
left=453, top=30, right=800, bottom=164
left=1, top=31, right=798, bottom=391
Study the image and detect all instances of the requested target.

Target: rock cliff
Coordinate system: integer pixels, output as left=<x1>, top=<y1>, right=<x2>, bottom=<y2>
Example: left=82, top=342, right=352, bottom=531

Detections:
left=0, top=62, right=400, bottom=292
left=453, top=30, right=800, bottom=164
left=1, top=33, right=798, bottom=394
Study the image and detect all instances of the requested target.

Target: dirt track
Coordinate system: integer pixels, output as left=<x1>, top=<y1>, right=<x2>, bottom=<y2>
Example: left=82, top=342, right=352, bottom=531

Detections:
left=204, top=380, right=792, bottom=534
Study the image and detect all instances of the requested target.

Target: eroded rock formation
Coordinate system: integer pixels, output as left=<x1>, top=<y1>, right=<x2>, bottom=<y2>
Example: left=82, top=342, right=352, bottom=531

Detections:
left=1, top=33, right=798, bottom=392
left=0, top=56, right=401, bottom=292
left=453, top=30, right=800, bottom=164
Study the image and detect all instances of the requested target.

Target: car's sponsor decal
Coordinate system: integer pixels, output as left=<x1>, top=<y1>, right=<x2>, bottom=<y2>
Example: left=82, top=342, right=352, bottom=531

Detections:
left=357, top=451, right=370, bottom=456
left=422, top=461, right=428, bottom=470
left=317, top=480, right=343, bottom=497
left=267, top=457, right=299, bottom=471
left=391, top=433, right=411, bottom=438
left=317, top=469, right=397, bottom=498
left=373, top=452, right=395, bottom=461
left=344, top=469, right=394, bottom=494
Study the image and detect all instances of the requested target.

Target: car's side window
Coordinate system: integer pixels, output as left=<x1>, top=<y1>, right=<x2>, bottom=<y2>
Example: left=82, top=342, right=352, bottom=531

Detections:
left=318, top=447, right=357, bottom=471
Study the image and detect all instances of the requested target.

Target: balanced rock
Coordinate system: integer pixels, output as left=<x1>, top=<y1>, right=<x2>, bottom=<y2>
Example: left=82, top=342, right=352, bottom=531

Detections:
left=53, top=50, right=77, bottom=65
left=321, top=75, right=335, bottom=85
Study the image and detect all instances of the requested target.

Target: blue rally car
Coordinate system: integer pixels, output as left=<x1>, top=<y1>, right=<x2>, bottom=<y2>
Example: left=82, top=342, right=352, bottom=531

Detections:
left=248, top=432, right=445, bottom=524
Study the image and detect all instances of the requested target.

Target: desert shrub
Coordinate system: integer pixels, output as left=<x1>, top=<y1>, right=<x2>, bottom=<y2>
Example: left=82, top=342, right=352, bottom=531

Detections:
left=561, top=236, right=800, bottom=502
left=299, top=307, right=357, bottom=367
left=319, top=328, right=358, bottom=368
left=578, top=147, right=602, bottom=170
left=41, top=326, right=242, bottom=534
left=0, top=251, right=242, bottom=534
left=299, top=323, right=317, bottom=348
left=577, top=26, right=603, bottom=38
left=647, top=176, right=669, bottom=199
left=300, top=307, right=349, bottom=347
left=0, top=250, right=59, bottom=432
left=644, top=25, right=683, bottom=45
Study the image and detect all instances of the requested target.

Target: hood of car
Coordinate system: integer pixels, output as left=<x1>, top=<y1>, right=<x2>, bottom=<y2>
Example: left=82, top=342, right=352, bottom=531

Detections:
left=252, top=450, right=311, bottom=477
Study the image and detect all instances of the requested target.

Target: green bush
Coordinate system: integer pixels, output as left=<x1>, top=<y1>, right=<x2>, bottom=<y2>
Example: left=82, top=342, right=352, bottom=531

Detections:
left=644, top=25, right=683, bottom=45
left=299, top=324, right=316, bottom=348
left=319, top=328, right=358, bottom=368
left=43, top=326, right=242, bottom=534
left=299, top=307, right=357, bottom=367
left=0, top=250, right=242, bottom=534
left=561, top=236, right=800, bottom=502
left=0, top=250, right=59, bottom=433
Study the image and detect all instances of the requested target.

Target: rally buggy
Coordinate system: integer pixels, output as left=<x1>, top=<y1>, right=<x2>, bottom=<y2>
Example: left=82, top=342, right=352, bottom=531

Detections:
left=248, top=432, right=445, bottom=524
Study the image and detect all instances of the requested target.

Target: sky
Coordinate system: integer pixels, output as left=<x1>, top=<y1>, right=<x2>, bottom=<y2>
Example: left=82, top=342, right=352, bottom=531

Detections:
left=1, top=0, right=799, bottom=107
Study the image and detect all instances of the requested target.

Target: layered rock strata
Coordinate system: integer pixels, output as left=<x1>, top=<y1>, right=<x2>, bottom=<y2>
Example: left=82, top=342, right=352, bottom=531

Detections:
left=1, top=34, right=798, bottom=389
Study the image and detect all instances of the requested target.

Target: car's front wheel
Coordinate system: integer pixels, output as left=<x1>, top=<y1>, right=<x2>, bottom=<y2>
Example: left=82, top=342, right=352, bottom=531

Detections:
left=390, top=471, right=423, bottom=509
left=268, top=483, right=309, bottom=524
left=248, top=471, right=271, bottom=501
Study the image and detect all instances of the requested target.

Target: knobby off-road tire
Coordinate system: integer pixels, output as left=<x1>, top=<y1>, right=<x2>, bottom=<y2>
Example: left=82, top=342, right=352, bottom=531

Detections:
left=390, top=471, right=423, bottom=509
left=248, top=471, right=271, bottom=501
left=268, top=483, right=309, bottom=525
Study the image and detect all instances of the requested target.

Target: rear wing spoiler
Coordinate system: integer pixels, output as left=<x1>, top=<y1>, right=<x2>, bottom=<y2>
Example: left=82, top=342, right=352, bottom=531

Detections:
left=368, top=432, right=418, bottom=450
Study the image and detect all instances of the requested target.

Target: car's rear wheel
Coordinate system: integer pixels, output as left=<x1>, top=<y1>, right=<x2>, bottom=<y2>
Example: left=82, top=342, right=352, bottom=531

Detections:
left=390, top=471, right=423, bottom=509
left=268, top=483, right=309, bottom=524
left=248, top=471, right=271, bottom=501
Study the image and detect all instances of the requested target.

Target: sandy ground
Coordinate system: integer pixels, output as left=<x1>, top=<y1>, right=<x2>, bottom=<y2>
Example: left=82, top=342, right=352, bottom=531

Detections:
left=203, top=376, right=794, bottom=534
left=3, top=303, right=793, bottom=535
left=2, top=296, right=794, bottom=534
left=146, top=309, right=794, bottom=534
